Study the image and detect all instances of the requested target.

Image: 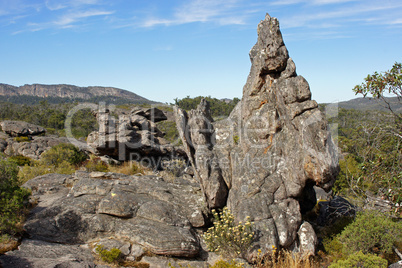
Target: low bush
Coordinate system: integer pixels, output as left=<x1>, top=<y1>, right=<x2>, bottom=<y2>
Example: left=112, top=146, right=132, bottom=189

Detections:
left=328, top=251, right=387, bottom=268
left=337, top=210, right=401, bottom=256
left=0, top=159, right=31, bottom=236
left=40, top=143, right=88, bottom=167
left=203, top=207, right=254, bottom=258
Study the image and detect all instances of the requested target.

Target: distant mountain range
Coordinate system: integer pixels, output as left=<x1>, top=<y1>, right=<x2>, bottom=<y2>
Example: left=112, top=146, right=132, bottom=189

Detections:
left=0, top=83, right=155, bottom=105
left=332, top=97, right=401, bottom=113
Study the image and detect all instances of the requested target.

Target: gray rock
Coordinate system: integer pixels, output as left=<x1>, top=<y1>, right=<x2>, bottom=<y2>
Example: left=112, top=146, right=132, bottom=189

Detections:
left=0, top=120, right=46, bottom=137
left=4, top=135, right=70, bottom=159
left=317, top=196, right=355, bottom=226
left=21, top=171, right=207, bottom=258
left=174, top=13, right=339, bottom=261
left=131, top=107, right=168, bottom=122
left=87, top=107, right=184, bottom=161
left=389, top=261, right=402, bottom=268
left=296, top=221, right=317, bottom=257
left=0, top=239, right=107, bottom=268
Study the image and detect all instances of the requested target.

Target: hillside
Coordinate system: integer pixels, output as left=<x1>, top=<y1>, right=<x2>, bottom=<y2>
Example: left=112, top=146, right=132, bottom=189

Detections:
left=335, top=97, right=401, bottom=112
left=0, top=83, right=155, bottom=105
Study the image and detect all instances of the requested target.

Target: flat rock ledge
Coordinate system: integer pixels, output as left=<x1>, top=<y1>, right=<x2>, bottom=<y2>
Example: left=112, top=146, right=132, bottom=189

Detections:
left=0, top=172, right=210, bottom=267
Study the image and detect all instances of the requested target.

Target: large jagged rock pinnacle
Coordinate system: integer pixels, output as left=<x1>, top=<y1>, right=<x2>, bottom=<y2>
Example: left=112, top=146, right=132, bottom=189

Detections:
left=175, top=13, right=339, bottom=261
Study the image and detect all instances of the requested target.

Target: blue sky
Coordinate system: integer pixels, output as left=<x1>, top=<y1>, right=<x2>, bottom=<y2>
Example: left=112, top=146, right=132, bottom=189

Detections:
left=0, top=0, right=401, bottom=104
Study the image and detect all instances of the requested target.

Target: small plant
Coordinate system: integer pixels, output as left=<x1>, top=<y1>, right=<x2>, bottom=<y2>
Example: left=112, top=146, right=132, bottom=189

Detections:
left=203, top=207, right=254, bottom=258
left=233, top=135, right=240, bottom=145
left=328, top=251, right=388, bottom=268
left=95, top=244, right=122, bottom=264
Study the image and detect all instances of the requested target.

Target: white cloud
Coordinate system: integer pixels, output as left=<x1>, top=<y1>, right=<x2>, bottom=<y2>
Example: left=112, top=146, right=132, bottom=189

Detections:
left=53, top=10, right=114, bottom=27
left=140, top=0, right=246, bottom=27
left=280, top=1, right=402, bottom=29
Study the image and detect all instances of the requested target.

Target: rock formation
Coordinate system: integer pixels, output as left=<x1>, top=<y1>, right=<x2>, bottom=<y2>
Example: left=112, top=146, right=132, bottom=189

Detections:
left=0, top=171, right=208, bottom=267
left=87, top=106, right=184, bottom=162
left=175, top=13, right=339, bottom=260
left=0, top=120, right=46, bottom=137
left=0, top=121, right=70, bottom=159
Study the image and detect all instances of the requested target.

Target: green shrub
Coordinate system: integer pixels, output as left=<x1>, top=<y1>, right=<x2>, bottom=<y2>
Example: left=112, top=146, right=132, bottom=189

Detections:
left=328, top=251, right=387, bottom=268
left=40, top=143, right=88, bottom=167
left=338, top=210, right=401, bottom=256
left=0, top=159, right=31, bottom=236
left=8, top=155, right=32, bottom=166
left=14, top=136, right=30, bottom=143
left=95, top=245, right=122, bottom=264
left=203, top=207, right=254, bottom=258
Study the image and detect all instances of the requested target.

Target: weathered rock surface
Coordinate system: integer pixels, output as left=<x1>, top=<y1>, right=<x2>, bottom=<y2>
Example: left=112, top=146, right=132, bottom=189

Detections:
left=87, top=107, right=184, bottom=161
left=0, top=239, right=109, bottom=268
left=0, top=120, right=46, bottom=137
left=175, top=13, right=339, bottom=261
left=0, top=171, right=208, bottom=267
left=3, top=135, right=70, bottom=159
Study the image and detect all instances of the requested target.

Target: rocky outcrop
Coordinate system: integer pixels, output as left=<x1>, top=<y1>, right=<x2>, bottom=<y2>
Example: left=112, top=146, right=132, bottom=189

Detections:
left=2, top=135, right=70, bottom=160
left=175, top=13, right=339, bottom=260
left=16, top=172, right=206, bottom=259
left=87, top=107, right=184, bottom=161
left=0, top=120, right=46, bottom=137
left=0, top=239, right=109, bottom=268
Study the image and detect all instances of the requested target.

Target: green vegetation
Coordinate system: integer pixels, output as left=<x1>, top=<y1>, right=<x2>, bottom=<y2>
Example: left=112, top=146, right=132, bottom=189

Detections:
left=329, top=108, right=402, bottom=204
left=156, top=120, right=180, bottom=144
left=0, top=101, right=97, bottom=138
left=0, top=159, right=31, bottom=237
left=18, top=143, right=88, bottom=184
left=95, top=244, right=122, bottom=264
left=328, top=251, right=387, bottom=268
left=338, top=210, right=401, bottom=256
left=323, top=210, right=402, bottom=265
left=8, top=155, right=32, bottom=166
left=174, top=96, right=240, bottom=117
left=40, top=143, right=88, bottom=167
left=203, top=207, right=254, bottom=258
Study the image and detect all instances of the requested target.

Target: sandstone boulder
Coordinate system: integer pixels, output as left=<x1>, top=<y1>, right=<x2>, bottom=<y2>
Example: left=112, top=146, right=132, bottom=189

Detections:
left=0, top=120, right=46, bottom=137
left=175, top=13, right=339, bottom=261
